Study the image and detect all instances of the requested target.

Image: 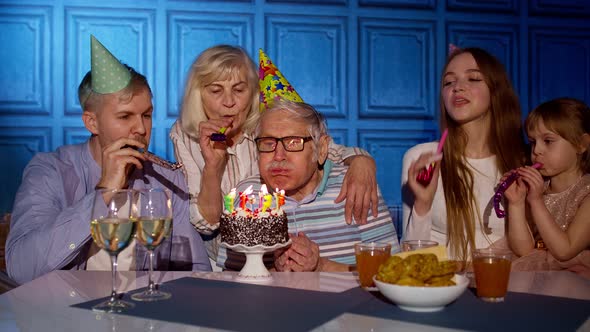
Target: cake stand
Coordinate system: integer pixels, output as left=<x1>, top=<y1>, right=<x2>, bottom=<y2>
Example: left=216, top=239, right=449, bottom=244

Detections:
left=221, top=240, right=292, bottom=283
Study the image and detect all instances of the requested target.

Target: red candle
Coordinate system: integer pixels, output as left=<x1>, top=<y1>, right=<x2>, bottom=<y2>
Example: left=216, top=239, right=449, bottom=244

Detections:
left=278, top=189, right=285, bottom=208
left=239, top=185, right=253, bottom=210
left=239, top=192, right=247, bottom=209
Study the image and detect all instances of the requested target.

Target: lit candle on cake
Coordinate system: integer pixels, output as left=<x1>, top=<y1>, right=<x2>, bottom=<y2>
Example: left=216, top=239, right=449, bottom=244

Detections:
left=278, top=189, right=285, bottom=208
left=261, top=184, right=272, bottom=211
left=224, top=188, right=236, bottom=213
left=274, top=188, right=280, bottom=209
left=239, top=185, right=253, bottom=209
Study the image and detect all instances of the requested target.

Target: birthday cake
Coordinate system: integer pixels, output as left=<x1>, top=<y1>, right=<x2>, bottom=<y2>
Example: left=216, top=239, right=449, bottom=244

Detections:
left=220, top=185, right=289, bottom=247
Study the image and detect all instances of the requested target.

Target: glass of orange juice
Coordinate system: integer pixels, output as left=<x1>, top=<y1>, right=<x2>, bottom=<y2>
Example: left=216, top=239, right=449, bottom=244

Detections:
left=354, top=242, right=391, bottom=289
left=472, top=248, right=512, bottom=302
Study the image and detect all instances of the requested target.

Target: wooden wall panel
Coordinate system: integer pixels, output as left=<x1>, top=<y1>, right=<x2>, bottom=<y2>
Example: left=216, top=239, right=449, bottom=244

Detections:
left=447, top=0, right=518, bottom=13
left=266, top=15, right=347, bottom=117
left=329, top=129, right=349, bottom=146
left=529, top=0, right=590, bottom=16
left=63, top=127, right=89, bottom=146
left=359, top=18, right=436, bottom=119
left=0, top=128, right=50, bottom=213
left=0, top=6, right=50, bottom=115
left=529, top=26, right=590, bottom=108
left=64, top=7, right=154, bottom=116
left=268, top=0, right=346, bottom=4
left=359, top=0, right=435, bottom=9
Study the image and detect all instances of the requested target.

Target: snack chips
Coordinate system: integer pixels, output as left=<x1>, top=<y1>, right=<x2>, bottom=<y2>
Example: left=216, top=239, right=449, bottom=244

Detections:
left=376, top=253, right=456, bottom=287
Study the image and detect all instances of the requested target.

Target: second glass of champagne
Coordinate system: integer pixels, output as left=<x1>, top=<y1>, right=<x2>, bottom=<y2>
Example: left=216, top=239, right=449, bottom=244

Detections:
left=131, top=188, right=173, bottom=301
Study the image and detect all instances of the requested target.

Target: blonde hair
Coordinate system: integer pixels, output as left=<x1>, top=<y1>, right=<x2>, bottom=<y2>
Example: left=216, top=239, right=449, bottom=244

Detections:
left=179, top=45, right=259, bottom=139
left=439, top=48, right=526, bottom=262
left=526, top=98, right=590, bottom=173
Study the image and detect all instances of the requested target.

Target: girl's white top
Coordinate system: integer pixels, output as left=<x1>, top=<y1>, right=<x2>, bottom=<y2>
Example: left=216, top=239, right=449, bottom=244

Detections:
left=401, top=142, right=505, bottom=258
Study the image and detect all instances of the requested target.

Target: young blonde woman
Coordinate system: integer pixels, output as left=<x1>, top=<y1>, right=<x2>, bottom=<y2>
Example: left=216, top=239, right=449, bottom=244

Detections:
left=401, top=47, right=526, bottom=263
left=171, top=45, right=379, bottom=267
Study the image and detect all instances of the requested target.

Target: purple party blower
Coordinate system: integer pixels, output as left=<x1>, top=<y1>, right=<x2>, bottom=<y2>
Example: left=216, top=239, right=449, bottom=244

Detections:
left=210, top=127, right=227, bottom=142
left=493, top=162, right=543, bottom=218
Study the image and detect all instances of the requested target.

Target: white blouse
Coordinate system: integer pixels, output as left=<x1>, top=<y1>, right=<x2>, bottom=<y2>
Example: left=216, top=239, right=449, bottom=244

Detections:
left=401, top=142, right=506, bottom=258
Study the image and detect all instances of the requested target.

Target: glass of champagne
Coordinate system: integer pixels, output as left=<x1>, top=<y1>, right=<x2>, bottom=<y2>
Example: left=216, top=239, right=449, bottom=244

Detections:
left=131, top=188, right=173, bottom=301
left=90, top=189, right=137, bottom=312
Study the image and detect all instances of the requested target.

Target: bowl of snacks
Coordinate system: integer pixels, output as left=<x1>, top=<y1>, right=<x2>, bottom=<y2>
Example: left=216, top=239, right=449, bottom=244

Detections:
left=373, top=253, right=469, bottom=312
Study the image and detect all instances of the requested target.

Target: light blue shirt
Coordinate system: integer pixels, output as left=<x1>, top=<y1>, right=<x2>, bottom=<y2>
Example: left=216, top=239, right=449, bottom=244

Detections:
left=7, top=140, right=211, bottom=284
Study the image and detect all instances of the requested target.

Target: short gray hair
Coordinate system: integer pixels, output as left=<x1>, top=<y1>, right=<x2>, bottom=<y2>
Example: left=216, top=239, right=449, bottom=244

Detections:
left=256, top=100, right=328, bottom=159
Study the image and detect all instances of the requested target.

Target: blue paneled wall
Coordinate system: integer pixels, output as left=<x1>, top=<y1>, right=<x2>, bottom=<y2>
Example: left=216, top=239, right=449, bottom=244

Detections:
left=1, top=0, right=590, bottom=226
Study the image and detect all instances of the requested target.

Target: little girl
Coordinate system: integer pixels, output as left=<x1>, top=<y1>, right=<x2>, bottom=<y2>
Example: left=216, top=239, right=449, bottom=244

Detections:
left=503, top=97, right=590, bottom=277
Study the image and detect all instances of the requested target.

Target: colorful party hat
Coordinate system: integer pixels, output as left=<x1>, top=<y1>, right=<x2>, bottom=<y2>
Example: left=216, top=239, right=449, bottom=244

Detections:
left=258, top=49, right=303, bottom=112
left=90, top=35, right=131, bottom=94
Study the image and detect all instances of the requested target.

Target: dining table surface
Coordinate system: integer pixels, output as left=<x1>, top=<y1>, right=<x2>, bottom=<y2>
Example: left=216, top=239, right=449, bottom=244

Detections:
left=0, top=269, right=589, bottom=332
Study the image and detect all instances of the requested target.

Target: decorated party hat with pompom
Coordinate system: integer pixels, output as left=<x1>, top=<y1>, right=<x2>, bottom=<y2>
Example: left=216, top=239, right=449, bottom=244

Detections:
left=90, top=35, right=131, bottom=94
left=259, top=49, right=303, bottom=112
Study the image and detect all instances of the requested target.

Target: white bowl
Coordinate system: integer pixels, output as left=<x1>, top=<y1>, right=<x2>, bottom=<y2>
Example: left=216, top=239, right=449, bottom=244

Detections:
left=373, top=274, right=469, bottom=312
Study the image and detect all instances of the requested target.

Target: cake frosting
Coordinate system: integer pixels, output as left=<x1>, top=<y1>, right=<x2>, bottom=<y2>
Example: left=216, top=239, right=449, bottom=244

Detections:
left=220, top=185, right=289, bottom=247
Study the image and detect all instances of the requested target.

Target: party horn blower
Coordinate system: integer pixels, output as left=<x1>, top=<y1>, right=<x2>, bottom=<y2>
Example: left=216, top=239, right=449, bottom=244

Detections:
left=210, top=127, right=227, bottom=142
left=122, top=145, right=183, bottom=170
left=416, top=129, right=448, bottom=186
left=493, top=162, right=543, bottom=218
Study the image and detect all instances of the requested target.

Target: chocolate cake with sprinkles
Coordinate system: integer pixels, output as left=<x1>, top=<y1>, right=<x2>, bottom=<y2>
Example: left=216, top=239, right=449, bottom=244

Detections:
left=220, top=185, right=289, bottom=247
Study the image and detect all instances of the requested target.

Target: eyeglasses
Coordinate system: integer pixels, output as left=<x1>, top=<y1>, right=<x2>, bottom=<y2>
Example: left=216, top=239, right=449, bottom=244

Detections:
left=255, top=136, right=313, bottom=152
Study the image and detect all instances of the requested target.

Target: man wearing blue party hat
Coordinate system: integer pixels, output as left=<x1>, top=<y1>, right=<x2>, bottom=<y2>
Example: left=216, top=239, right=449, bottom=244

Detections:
left=6, top=36, right=211, bottom=285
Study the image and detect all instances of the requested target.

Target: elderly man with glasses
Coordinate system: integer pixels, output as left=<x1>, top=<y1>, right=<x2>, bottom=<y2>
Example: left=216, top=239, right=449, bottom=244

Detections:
left=217, top=100, right=400, bottom=272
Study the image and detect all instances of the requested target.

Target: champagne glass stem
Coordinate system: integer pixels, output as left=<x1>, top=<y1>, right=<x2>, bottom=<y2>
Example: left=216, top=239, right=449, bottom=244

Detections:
left=147, top=249, right=155, bottom=292
left=109, top=254, right=118, bottom=304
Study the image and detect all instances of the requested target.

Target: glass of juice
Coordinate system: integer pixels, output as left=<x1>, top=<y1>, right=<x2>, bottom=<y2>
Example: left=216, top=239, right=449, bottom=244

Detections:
left=472, top=248, right=512, bottom=302
left=354, top=242, right=391, bottom=289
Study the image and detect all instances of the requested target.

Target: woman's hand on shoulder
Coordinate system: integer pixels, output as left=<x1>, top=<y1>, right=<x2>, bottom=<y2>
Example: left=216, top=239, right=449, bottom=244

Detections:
left=336, top=155, right=378, bottom=225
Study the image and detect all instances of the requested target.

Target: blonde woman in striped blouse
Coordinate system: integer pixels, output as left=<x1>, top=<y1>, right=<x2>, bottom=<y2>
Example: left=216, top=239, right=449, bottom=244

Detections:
left=170, top=45, right=380, bottom=265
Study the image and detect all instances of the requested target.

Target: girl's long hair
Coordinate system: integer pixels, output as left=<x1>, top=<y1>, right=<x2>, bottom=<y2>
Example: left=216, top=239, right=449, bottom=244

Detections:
left=440, top=48, right=526, bottom=262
